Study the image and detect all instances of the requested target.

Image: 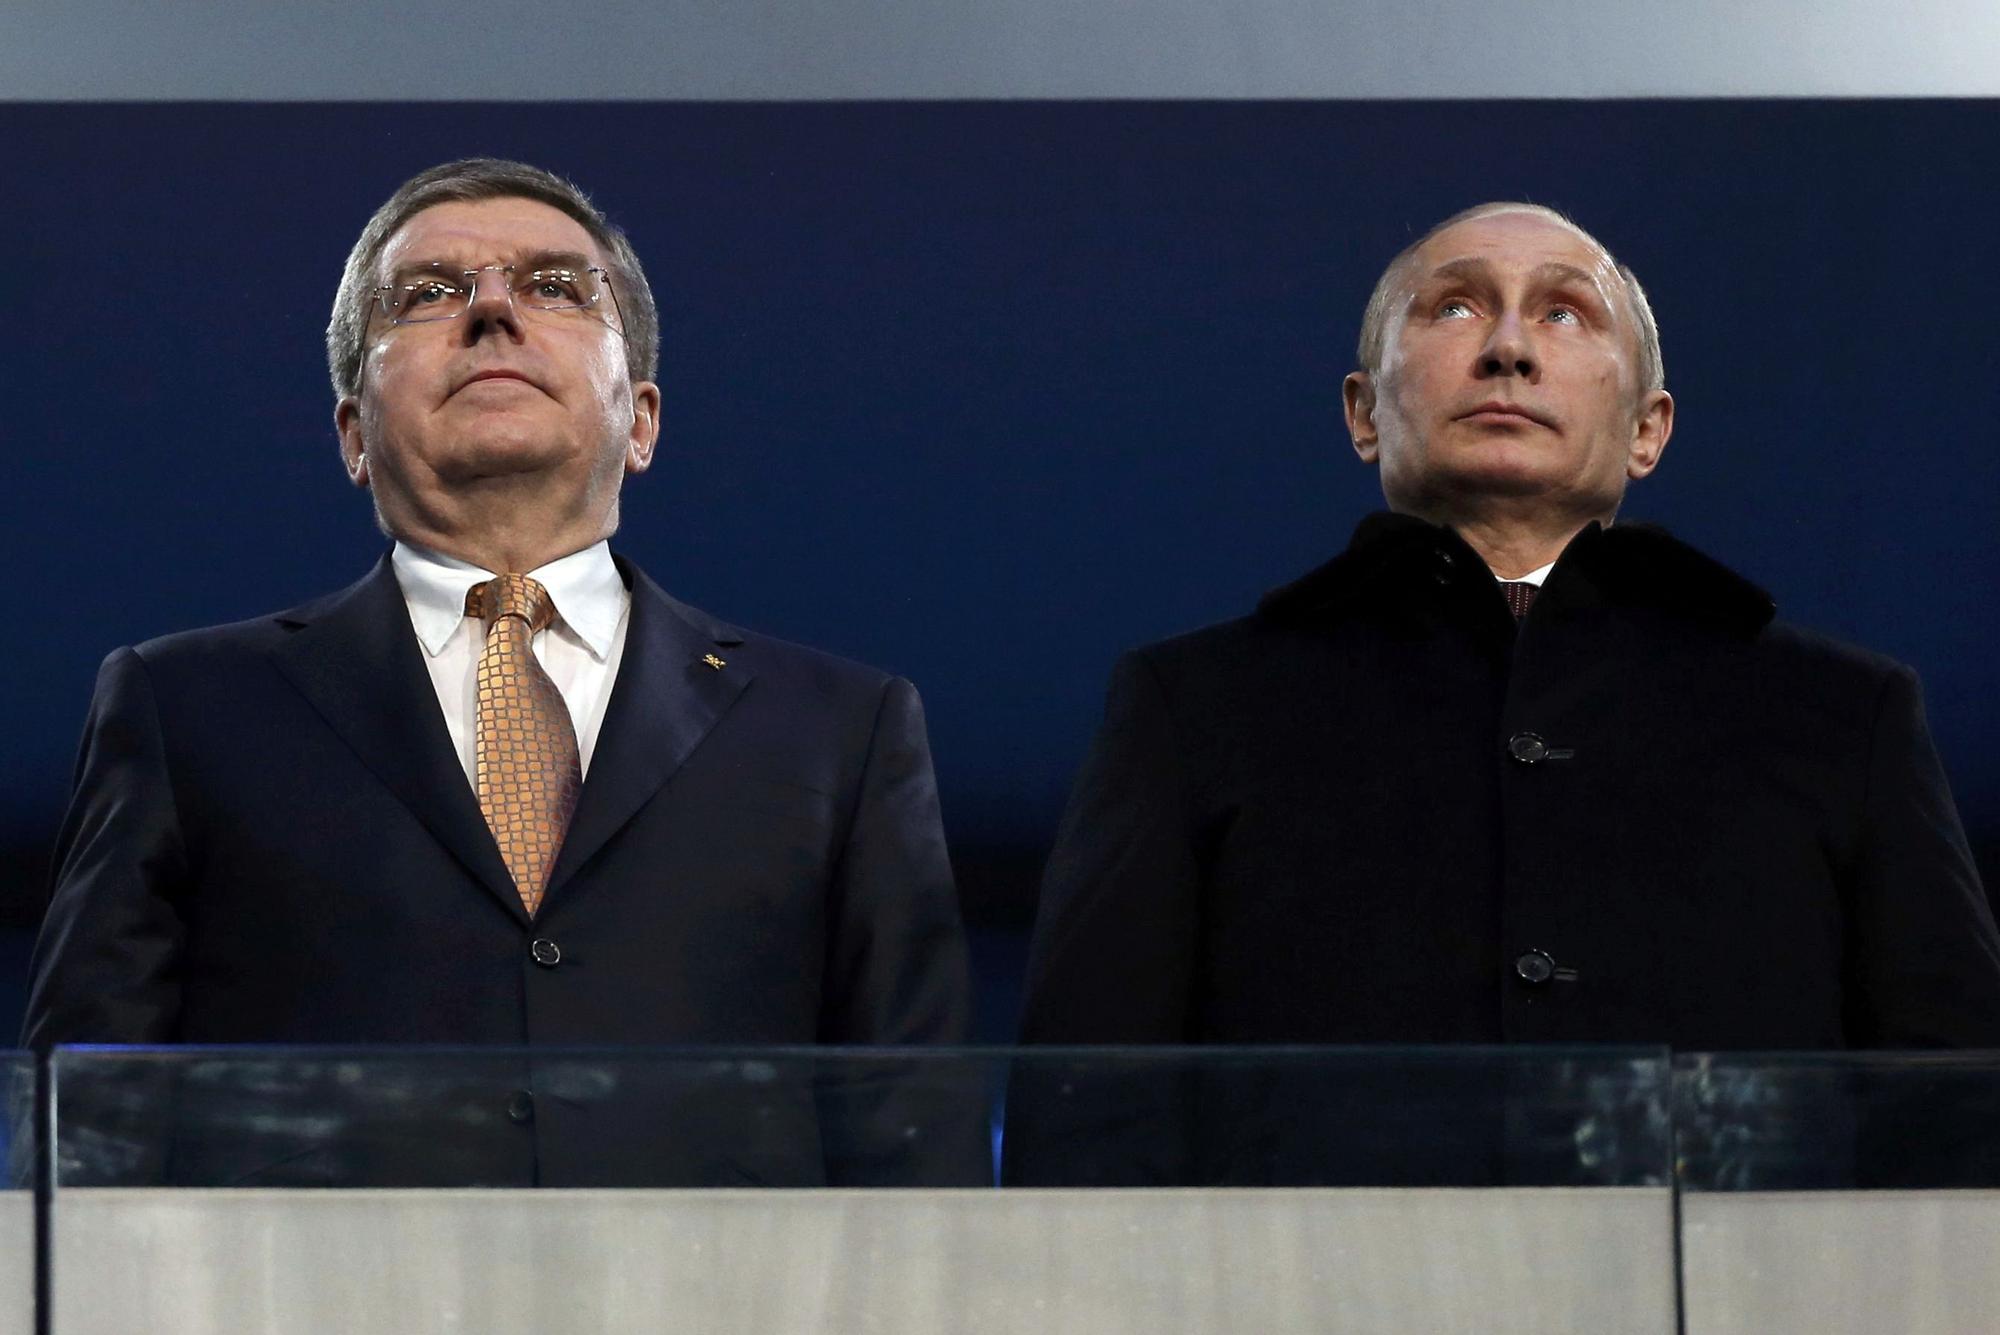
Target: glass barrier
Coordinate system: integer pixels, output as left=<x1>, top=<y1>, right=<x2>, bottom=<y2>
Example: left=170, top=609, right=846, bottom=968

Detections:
left=1002, top=1044, right=1671, bottom=1187
left=49, top=1046, right=1679, bottom=1335
left=0, top=1053, right=31, bottom=1335
left=1675, top=1052, right=2000, bottom=1335
left=51, top=1046, right=995, bottom=1189
left=1674, top=1051, right=2000, bottom=1191
left=50, top=1045, right=1674, bottom=1189
left=36, top=1047, right=2000, bottom=1333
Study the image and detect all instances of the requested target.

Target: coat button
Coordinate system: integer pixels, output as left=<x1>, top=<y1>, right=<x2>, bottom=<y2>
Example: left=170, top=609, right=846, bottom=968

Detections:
left=1515, top=950, right=1556, bottom=986
left=1508, top=732, right=1549, bottom=764
left=530, top=937, right=562, bottom=968
left=507, top=1090, right=535, bottom=1124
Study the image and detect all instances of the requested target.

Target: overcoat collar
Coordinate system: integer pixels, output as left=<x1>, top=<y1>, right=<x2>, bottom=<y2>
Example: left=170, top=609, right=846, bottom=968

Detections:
left=1258, top=511, right=1776, bottom=634
left=266, top=553, right=750, bottom=923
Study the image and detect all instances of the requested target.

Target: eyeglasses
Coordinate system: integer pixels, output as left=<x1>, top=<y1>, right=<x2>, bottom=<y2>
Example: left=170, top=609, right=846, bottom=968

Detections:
left=370, top=263, right=625, bottom=336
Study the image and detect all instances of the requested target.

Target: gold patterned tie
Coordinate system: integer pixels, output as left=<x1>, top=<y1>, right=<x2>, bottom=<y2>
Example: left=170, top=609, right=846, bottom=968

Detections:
left=466, top=574, right=581, bottom=916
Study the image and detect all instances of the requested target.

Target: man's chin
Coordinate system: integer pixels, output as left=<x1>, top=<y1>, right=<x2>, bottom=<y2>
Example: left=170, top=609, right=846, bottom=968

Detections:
left=1389, top=462, right=1617, bottom=522
left=1433, top=435, right=1602, bottom=498
left=1404, top=456, right=1554, bottom=502
left=431, top=441, right=571, bottom=485
left=1453, top=470, right=1552, bottom=499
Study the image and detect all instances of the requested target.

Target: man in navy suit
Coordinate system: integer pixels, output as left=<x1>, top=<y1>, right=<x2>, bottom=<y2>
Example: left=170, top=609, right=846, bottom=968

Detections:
left=24, top=159, right=975, bottom=1186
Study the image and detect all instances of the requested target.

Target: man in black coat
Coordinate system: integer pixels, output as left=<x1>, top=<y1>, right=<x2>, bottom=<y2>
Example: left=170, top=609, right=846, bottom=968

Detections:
left=1010, top=203, right=2000, bottom=1185
left=25, top=159, right=979, bottom=1187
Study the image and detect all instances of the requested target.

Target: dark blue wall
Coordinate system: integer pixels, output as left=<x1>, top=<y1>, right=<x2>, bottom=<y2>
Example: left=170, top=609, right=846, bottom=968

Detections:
left=6, top=102, right=1998, bottom=1037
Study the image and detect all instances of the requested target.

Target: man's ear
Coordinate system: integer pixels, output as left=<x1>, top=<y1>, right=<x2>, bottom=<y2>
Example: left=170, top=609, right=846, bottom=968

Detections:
left=335, top=398, right=369, bottom=487
left=1344, top=371, right=1381, bottom=465
left=1626, top=388, right=1674, bottom=480
left=624, top=380, right=661, bottom=475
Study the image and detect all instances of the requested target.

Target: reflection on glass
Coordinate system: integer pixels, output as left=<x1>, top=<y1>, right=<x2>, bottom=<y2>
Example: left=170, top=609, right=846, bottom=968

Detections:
left=41, top=1045, right=1677, bottom=1190
left=1675, top=1052, right=2000, bottom=1190
left=0, top=1054, right=31, bottom=1190
left=1002, top=1045, right=1672, bottom=1188
left=53, top=1047, right=992, bottom=1189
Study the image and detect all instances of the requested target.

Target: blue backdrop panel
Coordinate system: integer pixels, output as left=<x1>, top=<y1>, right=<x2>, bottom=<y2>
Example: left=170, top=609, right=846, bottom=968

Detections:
left=5, top=102, right=1997, bottom=1035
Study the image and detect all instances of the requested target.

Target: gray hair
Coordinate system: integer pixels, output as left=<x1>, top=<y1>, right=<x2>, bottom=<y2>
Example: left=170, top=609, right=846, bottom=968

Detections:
left=326, top=157, right=659, bottom=400
left=1354, top=202, right=1664, bottom=396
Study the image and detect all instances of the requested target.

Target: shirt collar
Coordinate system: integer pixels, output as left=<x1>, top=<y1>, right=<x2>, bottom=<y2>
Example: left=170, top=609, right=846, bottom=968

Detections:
left=391, top=540, right=627, bottom=660
left=1503, top=560, right=1556, bottom=588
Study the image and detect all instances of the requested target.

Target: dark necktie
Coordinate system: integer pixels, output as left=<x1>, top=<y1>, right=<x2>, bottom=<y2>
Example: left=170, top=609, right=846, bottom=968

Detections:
left=1499, top=580, right=1539, bottom=620
left=466, top=574, right=582, bottom=916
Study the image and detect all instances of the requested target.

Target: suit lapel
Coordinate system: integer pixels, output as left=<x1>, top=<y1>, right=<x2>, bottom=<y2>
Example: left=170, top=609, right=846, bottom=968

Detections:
left=544, top=559, right=751, bottom=895
left=267, top=556, right=526, bottom=920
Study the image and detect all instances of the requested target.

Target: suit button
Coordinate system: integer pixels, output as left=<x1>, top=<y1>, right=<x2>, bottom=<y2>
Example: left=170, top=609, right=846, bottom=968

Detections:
left=1508, top=732, right=1549, bottom=764
left=1515, top=950, right=1556, bottom=986
left=529, top=938, right=562, bottom=968
left=507, top=1090, right=535, bottom=1124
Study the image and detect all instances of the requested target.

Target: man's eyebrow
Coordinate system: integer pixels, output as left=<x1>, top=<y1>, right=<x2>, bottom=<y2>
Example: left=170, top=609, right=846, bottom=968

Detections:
left=1526, top=261, right=1614, bottom=301
left=1421, top=257, right=1607, bottom=290
left=387, top=249, right=596, bottom=278
left=515, top=249, right=595, bottom=272
left=1398, top=256, right=1493, bottom=313
left=1412, top=257, right=1615, bottom=310
left=1421, top=257, right=1495, bottom=286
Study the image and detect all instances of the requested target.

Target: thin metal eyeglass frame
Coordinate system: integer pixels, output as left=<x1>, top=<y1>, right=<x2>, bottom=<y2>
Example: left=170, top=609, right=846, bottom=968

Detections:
left=368, top=264, right=628, bottom=340
left=351, top=264, right=632, bottom=392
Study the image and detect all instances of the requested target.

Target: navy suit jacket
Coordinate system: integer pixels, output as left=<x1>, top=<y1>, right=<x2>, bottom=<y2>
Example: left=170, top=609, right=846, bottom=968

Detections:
left=25, top=554, right=978, bottom=1185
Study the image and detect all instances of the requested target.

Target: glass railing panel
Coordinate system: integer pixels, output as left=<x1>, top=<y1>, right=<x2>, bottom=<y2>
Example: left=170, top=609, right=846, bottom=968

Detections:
left=1675, top=1052, right=2000, bottom=1335
left=1675, top=1051, right=2000, bottom=1192
left=1001, top=1043, right=1672, bottom=1188
left=49, top=1045, right=1678, bottom=1334
left=51, top=1045, right=992, bottom=1189
left=0, top=1053, right=29, bottom=1335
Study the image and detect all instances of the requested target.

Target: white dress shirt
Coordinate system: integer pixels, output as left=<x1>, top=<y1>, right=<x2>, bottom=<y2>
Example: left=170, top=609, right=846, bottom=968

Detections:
left=391, top=540, right=630, bottom=784
left=1507, top=560, right=1556, bottom=587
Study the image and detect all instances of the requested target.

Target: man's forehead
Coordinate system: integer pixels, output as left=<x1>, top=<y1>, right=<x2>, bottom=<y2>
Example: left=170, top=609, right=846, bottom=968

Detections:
left=1412, top=210, right=1617, bottom=287
left=379, top=196, right=603, bottom=271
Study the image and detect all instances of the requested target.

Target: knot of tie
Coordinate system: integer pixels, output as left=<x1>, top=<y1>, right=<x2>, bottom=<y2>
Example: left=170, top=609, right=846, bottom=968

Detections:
left=467, top=573, right=558, bottom=633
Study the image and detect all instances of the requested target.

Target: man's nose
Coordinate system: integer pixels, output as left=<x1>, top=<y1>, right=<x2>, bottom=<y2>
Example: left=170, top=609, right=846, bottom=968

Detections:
left=1477, top=310, right=1537, bottom=380
left=461, top=269, right=525, bottom=345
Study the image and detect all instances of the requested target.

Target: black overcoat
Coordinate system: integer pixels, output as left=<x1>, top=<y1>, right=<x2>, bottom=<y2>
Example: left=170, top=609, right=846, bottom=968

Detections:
left=1010, top=515, right=2000, bottom=1187
left=1022, top=514, right=2000, bottom=1049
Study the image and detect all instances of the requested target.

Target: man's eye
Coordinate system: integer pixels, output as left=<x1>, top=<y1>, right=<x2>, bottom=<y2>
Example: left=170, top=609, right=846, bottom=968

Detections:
left=388, top=280, right=464, bottom=317
left=1545, top=306, right=1581, bottom=325
left=524, top=271, right=585, bottom=304
left=1436, top=299, right=1474, bottom=319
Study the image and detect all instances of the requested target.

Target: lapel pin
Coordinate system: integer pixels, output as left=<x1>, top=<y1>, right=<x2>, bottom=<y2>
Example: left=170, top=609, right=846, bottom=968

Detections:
left=702, top=653, right=727, bottom=671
